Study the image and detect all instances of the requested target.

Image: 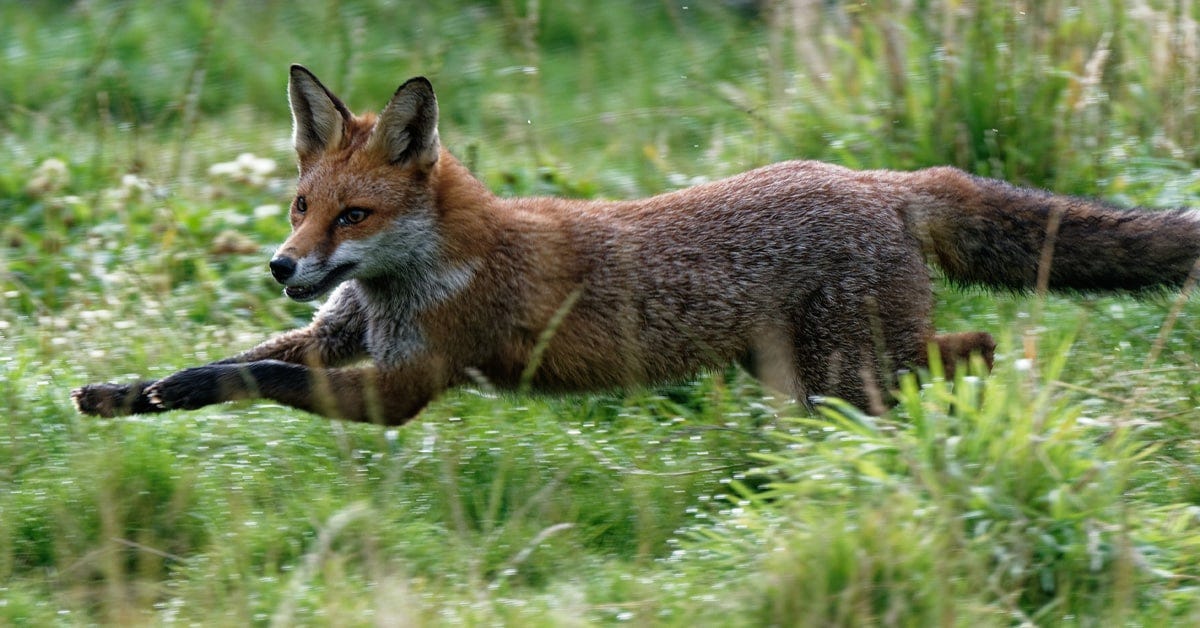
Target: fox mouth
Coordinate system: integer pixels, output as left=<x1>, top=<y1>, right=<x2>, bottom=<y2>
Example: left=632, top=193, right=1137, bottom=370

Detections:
left=283, top=263, right=358, bottom=301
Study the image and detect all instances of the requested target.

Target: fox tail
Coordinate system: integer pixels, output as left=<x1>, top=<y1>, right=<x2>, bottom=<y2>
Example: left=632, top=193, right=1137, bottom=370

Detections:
left=901, top=167, right=1200, bottom=293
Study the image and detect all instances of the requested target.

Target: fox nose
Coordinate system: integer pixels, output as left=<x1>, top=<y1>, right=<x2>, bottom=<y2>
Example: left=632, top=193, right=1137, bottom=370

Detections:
left=269, top=256, right=297, bottom=283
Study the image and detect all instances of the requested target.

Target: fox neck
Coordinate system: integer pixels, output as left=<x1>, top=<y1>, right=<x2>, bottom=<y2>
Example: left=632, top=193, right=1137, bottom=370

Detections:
left=426, top=148, right=500, bottom=258
left=355, top=148, right=492, bottom=311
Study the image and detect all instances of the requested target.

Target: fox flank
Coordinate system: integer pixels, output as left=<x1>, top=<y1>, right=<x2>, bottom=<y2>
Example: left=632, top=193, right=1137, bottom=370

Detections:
left=73, top=65, right=1200, bottom=424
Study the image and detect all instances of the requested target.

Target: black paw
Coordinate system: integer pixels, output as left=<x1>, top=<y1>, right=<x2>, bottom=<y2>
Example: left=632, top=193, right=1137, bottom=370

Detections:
left=144, top=365, right=237, bottom=411
left=71, top=380, right=163, bottom=417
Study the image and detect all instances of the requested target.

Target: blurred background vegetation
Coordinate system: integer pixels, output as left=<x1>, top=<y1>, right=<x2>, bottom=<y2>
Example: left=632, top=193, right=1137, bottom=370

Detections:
left=4, top=1, right=1200, bottom=625
left=7, top=0, right=1200, bottom=187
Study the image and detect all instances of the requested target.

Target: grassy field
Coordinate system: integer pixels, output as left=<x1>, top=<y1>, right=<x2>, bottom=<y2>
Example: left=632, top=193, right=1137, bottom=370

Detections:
left=5, top=0, right=1200, bottom=625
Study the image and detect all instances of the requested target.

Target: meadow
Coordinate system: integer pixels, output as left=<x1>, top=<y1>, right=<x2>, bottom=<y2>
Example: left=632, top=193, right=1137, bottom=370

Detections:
left=4, top=0, right=1200, bottom=625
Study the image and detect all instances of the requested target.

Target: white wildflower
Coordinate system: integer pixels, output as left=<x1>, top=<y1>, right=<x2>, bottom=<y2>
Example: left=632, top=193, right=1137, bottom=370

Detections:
left=208, top=161, right=240, bottom=177
left=101, top=173, right=154, bottom=209
left=120, top=174, right=150, bottom=192
left=25, top=157, right=70, bottom=197
left=253, top=203, right=283, bottom=219
left=208, top=153, right=277, bottom=187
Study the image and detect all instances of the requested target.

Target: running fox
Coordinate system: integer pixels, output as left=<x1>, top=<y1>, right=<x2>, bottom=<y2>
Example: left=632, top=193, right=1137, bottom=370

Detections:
left=72, top=65, right=1200, bottom=423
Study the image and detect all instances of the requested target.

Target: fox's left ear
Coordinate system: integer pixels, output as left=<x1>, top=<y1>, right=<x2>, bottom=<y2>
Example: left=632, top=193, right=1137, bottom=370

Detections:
left=366, top=77, right=439, bottom=169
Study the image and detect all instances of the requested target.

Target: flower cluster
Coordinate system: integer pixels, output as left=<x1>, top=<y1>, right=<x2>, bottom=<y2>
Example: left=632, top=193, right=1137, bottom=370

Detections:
left=102, top=173, right=154, bottom=210
left=207, top=152, right=277, bottom=187
left=24, top=158, right=69, bottom=197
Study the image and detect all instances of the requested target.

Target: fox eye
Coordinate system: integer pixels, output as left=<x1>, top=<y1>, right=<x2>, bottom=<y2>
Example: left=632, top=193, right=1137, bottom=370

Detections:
left=337, top=207, right=370, bottom=226
left=294, top=196, right=307, bottom=214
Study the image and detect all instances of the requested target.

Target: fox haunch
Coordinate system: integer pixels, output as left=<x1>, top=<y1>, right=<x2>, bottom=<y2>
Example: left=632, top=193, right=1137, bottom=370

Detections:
left=73, top=65, right=1200, bottom=423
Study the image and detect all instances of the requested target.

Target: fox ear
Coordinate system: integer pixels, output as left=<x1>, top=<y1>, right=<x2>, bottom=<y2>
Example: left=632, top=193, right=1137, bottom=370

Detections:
left=288, top=65, right=352, bottom=163
left=366, top=77, right=439, bottom=169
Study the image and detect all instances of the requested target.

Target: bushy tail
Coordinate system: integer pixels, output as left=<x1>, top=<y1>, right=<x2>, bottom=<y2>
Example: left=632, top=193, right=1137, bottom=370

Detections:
left=900, top=166, right=1200, bottom=293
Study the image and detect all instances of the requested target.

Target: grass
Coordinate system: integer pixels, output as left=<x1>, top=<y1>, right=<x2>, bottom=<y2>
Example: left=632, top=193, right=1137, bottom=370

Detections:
left=4, top=0, right=1200, bottom=625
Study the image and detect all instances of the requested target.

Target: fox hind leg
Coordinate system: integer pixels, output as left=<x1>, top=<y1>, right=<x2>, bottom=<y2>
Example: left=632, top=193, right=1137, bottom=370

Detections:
left=774, top=289, right=899, bottom=414
left=929, top=331, right=996, bottom=378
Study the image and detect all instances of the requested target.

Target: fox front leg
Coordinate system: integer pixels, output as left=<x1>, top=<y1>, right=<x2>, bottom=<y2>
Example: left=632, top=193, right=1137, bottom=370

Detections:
left=142, top=360, right=307, bottom=412
left=71, top=362, right=299, bottom=418
left=146, top=360, right=441, bottom=425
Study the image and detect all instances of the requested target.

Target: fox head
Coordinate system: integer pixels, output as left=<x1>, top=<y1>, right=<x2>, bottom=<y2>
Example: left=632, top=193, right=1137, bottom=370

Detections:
left=270, top=65, right=443, bottom=301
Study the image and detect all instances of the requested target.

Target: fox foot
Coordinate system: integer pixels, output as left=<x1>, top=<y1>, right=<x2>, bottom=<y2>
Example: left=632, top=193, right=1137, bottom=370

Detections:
left=71, top=380, right=163, bottom=417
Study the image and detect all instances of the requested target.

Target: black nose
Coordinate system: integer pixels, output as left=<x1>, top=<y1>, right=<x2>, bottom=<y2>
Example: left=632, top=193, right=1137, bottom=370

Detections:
left=269, top=256, right=297, bottom=283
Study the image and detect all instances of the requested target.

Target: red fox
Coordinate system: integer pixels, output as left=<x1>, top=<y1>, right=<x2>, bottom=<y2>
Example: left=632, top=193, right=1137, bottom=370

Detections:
left=73, top=65, right=1200, bottom=423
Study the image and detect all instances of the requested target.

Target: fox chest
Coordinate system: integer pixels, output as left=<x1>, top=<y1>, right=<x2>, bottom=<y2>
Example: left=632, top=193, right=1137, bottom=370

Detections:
left=364, top=313, right=425, bottom=366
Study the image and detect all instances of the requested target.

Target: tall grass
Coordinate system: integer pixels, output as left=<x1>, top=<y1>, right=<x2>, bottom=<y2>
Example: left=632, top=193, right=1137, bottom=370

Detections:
left=3, top=0, right=1200, bottom=624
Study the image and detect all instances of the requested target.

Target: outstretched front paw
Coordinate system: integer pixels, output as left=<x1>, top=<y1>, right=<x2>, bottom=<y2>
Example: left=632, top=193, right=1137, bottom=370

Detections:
left=71, top=380, right=163, bottom=417
left=144, top=365, right=239, bottom=411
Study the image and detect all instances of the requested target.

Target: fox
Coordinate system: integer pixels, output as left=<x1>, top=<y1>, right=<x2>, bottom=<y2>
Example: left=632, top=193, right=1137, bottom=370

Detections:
left=72, top=64, right=1200, bottom=423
